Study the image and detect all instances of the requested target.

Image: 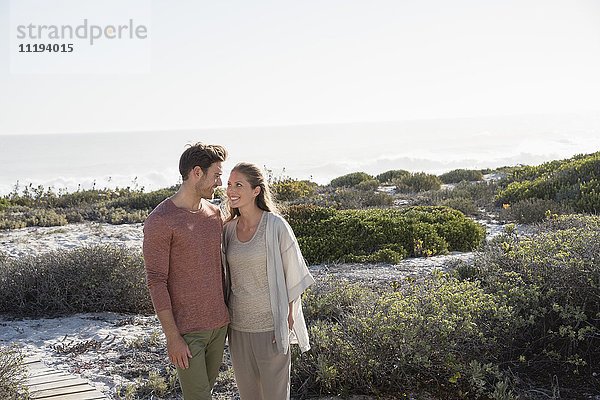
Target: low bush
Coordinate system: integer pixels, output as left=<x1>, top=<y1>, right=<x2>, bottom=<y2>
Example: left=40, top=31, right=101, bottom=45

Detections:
left=496, top=151, right=600, bottom=212
left=0, top=245, right=153, bottom=317
left=498, top=198, right=570, bottom=224
left=375, top=169, right=410, bottom=184
left=0, top=345, right=29, bottom=399
left=439, top=169, right=484, bottom=184
left=106, top=188, right=175, bottom=210
left=330, top=172, right=374, bottom=188
left=284, top=205, right=485, bottom=264
left=394, top=173, right=442, bottom=193
left=294, top=276, right=517, bottom=399
left=355, top=179, right=380, bottom=192
left=0, top=208, right=68, bottom=229
left=0, top=185, right=175, bottom=230
left=456, top=217, right=600, bottom=395
left=438, top=197, right=478, bottom=216
left=0, top=198, right=11, bottom=212
left=304, top=187, right=394, bottom=210
left=272, top=179, right=318, bottom=202
left=294, top=216, right=600, bottom=398
left=430, top=181, right=499, bottom=213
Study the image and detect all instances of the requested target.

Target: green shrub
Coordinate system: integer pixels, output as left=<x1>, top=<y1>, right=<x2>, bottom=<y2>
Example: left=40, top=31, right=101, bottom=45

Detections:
left=311, top=188, right=393, bottom=209
left=361, top=191, right=394, bottom=208
left=430, top=181, right=499, bottom=213
left=99, top=207, right=148, bottom=224
left=106, top=188, right=175, bottom=210
left=499, top=198, right=570, bottom=224
left=26, top=209, right=68, bottom=227
left=463, top=218, right=600, bottom=392
left=0, top=345, right=28, bottom=400
left=576, top=179, right=600, bottom=213
left=1, top=185, right=177, bottom=229
left=294, top=275, right=517, bottom=398
left=438, top=197, right=478, bottom=216
left=0, top=211, right=26, bottom=229
left=496, top=151, right=600, bottom=212
left=0, top=198, right=11, bottom=212
left=0, top=245, right=153, bottom=317
left=439, top=169, right=484, bottom=184
left=272, top=179, right=318, bottom=202
left=0, top=208, right=68, bottom=229
left=542, top=212, right=600, bottom=231
left=394, top=172, right=442, bottom=193
left=284, top=205, right=484, bottom=263
left=355, top=179, right=380, bottom=192
left=375, top=169, right=410, bottom=184
left=330, top=172, right=373, bottom=188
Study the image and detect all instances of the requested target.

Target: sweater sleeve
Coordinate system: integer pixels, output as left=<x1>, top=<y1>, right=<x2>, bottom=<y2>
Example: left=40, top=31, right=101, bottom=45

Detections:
left=143, top=214, right=173, bottom=312
left=277, top=217, right=315, bottom=302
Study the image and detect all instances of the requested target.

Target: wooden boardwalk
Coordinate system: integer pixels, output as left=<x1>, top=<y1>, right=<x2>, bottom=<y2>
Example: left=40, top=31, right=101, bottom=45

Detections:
left=25, top=357, right=107, bottom=400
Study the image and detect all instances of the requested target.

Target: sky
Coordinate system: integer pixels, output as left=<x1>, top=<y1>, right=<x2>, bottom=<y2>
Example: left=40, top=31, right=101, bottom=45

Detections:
left=1, top=0, right=600, bottom=194
left=1, top=0, right=600, bottom=136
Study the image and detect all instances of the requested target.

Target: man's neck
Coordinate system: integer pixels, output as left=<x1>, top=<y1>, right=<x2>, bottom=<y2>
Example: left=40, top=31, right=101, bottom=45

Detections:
left=171, top=185, right=204, bottom=211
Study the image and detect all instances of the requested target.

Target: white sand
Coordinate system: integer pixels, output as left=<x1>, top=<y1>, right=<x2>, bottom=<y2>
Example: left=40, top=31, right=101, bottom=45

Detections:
left=1, top=313, right=161, bottom=396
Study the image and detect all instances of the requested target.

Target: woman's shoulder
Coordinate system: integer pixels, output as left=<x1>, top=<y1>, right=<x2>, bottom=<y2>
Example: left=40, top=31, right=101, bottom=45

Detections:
left=266, top=212, right=296, bottom=236
left=266, top=212, right=288, bottom=226
left=223, top=218, right=237, bottom=231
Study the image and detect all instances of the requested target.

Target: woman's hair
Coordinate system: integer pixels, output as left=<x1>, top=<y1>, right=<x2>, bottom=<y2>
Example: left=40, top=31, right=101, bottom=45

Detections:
left=225, top=162, right=279, bottom=221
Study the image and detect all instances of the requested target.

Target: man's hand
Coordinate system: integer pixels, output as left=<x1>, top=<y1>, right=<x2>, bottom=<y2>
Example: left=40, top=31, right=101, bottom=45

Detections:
left=155, top=310, right=192, bottom=369
left=167, top=334, right=192, bottom=369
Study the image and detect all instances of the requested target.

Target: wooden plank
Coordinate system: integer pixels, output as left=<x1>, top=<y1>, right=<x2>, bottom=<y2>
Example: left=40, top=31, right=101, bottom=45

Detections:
left=28, top=377, right=88, bottom=390
left=31, top=391, right=106, bottom=400
left=29, top=368, right=59, bottom=376
left=27, top=373, right=73, bottom=385
left=30, top=384, right=96, bottom=398
left=25, top=358, right=107, bottom=400
left=28, top=364, right=52, bottom=372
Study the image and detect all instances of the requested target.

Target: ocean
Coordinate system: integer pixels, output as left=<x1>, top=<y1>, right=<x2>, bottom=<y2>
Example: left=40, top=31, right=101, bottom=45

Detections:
left=1, top=114, right=599, bottom=195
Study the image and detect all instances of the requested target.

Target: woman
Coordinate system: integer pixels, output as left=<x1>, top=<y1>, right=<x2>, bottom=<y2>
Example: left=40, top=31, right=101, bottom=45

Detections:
left=223, top=162, right=315, bottom=400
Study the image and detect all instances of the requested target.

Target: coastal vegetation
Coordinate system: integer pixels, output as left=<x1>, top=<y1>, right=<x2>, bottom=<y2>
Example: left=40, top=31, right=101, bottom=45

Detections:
left=2, top=151, right=600, bottom=398
left=294, top=215, right=600, bottom=398
left=496, top=151, right=600, bottom=214
left=284, top=205, right=484, bottom=263
left=0, top=345, right=28, bottom=399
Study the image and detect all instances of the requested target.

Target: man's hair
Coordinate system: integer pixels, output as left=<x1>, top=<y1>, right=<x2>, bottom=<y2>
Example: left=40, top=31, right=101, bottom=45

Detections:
left=179, top=142, right=228, bottom=181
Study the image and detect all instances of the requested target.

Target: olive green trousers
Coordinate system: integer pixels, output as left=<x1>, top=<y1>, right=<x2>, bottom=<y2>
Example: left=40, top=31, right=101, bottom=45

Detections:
left=177, top=325, right=228, bottom=400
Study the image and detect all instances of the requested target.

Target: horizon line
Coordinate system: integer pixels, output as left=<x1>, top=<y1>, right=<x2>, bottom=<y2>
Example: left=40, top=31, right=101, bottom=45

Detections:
left=1, top=110, right=598, bottom=137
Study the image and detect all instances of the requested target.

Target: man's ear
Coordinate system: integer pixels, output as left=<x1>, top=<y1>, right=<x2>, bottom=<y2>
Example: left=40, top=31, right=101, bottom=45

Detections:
left=194, top=166, right=204, bottom=178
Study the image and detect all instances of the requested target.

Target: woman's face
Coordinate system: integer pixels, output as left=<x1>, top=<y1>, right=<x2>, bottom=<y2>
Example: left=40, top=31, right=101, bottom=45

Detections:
left=226, top=170, right=260, bottom=209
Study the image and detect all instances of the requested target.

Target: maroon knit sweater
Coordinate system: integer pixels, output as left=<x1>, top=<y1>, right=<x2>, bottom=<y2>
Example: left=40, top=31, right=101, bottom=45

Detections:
left=143, top=198, right=229, bottom=334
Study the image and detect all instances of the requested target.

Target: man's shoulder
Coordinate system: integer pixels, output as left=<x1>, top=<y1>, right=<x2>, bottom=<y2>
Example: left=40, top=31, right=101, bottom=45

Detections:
left=145, top=199, right=174, bottom=227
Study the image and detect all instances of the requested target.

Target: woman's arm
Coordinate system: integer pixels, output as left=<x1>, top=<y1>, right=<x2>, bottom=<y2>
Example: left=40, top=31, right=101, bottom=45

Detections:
left=288, top=301, right=294, bottom=330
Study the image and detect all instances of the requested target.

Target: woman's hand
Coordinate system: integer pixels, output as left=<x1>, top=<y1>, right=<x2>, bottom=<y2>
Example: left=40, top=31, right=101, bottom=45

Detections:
left=288, top=302, right=295, bottom=330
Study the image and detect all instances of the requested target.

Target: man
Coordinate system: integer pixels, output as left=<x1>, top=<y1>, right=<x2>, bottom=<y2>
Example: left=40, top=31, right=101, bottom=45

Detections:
left=143, top=142, right=229, bottom=399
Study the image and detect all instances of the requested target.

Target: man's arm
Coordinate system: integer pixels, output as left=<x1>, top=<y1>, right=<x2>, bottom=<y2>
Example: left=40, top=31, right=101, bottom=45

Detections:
left=156, top=309, right=192, bottom=369
left=143, top=214, right=192, bottom=369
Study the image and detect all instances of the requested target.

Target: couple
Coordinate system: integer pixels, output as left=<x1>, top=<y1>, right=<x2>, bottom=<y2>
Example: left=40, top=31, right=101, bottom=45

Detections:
left=142, top=142, right=315, bottom=400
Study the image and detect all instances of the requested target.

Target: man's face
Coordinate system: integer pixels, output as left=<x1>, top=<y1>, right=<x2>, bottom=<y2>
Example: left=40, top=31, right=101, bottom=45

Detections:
left=195, top=161, right=223, bottom=199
